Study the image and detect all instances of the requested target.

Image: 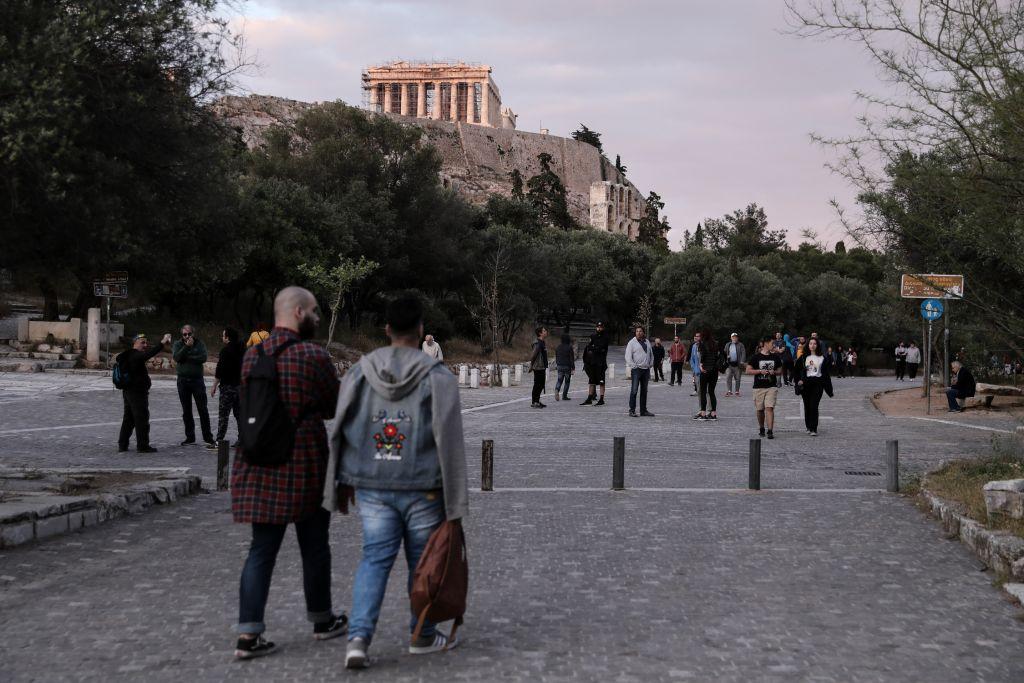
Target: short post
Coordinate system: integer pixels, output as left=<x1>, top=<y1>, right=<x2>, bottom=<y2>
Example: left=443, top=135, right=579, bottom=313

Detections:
left=458, top=365, right=468, bottom=386
left=501, top=367, right=510, bottom=387
left=612, top=436, right=625, bottom=490
left=608, top=362, right=616, bottom=381
left=470, top=368, right=480, bottom=389
left=216, top=440, right=230, bottom=491
left=748, top=439, right=761, bottom=491
left=514, top=364, right=523, bottom=385
left=885, top=440, right=899, bottom=493
left=481, top=439, right=493, bottom=491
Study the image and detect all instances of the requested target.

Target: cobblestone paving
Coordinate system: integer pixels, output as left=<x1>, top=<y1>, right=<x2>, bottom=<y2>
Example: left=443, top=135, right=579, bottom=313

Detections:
left=1, top=366, right=1024, bottom=680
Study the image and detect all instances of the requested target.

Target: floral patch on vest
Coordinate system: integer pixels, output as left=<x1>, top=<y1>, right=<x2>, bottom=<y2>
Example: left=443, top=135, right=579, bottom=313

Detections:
left=371, top=410, right=411, bottom=461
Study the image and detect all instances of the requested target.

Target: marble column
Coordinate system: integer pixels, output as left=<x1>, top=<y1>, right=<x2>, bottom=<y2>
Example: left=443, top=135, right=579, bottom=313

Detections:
left=400, top=83, right=410, bottom=116
left=480, top=81, right=490, bottom=126
left=417, top=82, right=427, bottom=118
left=432, top=84, right=442, bottom=119
left=382, top=82, right=392, bottom=114
left=369, top=83, right=379, bottom=112
left=450, top=81, right=458, bottom=122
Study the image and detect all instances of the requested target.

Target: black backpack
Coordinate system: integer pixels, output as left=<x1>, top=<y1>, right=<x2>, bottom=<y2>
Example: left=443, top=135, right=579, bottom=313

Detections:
left=112, top=351, right=132, bottom=389
left=238, top=339, right=300, bottom=466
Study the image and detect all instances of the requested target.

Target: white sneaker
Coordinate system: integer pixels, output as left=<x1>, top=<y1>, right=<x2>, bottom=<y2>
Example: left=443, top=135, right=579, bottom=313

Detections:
left=409, top=630, right=459, bottom=655
left=346, top=637, right=369, bottom=669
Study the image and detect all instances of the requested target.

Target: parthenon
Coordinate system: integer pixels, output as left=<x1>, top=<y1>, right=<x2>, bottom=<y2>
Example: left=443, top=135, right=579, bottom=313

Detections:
left=361, top=60, right=517, bottom=129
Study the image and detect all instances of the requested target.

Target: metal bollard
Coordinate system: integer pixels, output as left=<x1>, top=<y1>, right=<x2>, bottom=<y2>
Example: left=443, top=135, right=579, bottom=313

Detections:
left=612, top=436, right=625, bottom=490
left=885, top=440, right=899, bottom=493
left=481, top=439, right=494, bottom=491
left=748, top=439, right=761, bottom=491
left=217, top=440, right=230, bottom=491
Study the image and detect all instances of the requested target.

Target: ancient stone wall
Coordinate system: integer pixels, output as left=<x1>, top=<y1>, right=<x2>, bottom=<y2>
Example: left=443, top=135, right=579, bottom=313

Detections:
left=213, top=95, right=651, bottom=231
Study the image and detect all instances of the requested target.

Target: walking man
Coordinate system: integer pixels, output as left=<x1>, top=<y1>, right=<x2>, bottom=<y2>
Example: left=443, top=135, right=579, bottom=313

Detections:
left=625, top=326, right=655, bottom=417
left=895, top=341, right=908, bottom=381
left=323, top=295, right=469, bottom=668
left=208, top=327, right=245, bottom=450
left=172, top=324, right=214, bottom=446
left=668, top=335, right=686, bottom=386
left=554, top=334, right=575, bottom=401
left=906, top=342, right=921, bottom=380
left=421, top=334, right=444, bottom=362
left=231, top=286, right=346, bottom=659
left=651, top=338, right=666, bottom=382
left=946, top=360, right=976, bottom=412
left=529, top=326, right=549, bottom=408
left=723, top=332, right=746, bottom=397
left=116, top=332, right=172, bottom=453
left=581, top=322, right=609, bottom=406
left=690, top=331, right=703, bottom=396
left=747, top=337, right=783, bottom=439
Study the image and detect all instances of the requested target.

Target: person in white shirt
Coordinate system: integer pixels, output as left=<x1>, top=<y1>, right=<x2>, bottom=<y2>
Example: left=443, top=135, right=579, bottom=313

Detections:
left=421, top=334, right=443, bottom=362
left=625, top=326, right=655, bottom=417
left=905, top=342, right=921, bottom=380
left=795, top=337, right=834, bottom=436
left=894, top=341, right=908, bottom=381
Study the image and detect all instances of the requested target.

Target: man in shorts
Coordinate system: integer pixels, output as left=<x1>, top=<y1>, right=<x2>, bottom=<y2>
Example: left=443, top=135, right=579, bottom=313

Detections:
left=746, top=337, right=782, bottom=440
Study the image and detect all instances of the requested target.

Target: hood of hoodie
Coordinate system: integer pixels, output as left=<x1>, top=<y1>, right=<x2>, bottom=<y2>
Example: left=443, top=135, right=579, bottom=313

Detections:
left=360, top=346, right=440, bottom=401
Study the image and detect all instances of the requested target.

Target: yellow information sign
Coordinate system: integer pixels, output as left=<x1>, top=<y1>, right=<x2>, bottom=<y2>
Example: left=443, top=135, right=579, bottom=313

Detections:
left=900, top=274, right=964, bottom=299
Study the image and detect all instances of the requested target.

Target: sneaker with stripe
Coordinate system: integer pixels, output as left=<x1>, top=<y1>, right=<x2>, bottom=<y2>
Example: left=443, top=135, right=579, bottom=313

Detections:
left=409, top=630, right=459, bottom=655
left=234, top=635, right=276, bottom=660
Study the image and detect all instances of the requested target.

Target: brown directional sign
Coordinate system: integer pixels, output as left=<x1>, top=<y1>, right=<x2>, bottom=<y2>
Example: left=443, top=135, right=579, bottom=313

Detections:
left=102, top=271, right=129, bottom=284
left=663, top=317, right=687, bottom=325
left=900, top=274, right=964, bottom=299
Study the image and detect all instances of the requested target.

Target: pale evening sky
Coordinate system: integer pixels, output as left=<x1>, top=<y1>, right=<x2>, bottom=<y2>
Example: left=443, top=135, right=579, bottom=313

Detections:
left=226, top=0, right=888, bottom=249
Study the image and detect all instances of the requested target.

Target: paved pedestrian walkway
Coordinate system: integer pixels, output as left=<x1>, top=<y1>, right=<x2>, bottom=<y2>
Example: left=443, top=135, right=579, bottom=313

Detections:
left=1, top=368, right=1023, bottom=680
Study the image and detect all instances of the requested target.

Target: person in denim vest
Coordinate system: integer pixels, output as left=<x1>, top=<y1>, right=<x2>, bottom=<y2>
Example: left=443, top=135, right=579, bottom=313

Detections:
left=324, top=295, right=468, bottom=669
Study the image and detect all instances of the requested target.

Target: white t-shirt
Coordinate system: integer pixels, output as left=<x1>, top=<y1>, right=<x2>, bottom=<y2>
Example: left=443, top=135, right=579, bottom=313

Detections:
left=805, top=354, right=824, bottom=378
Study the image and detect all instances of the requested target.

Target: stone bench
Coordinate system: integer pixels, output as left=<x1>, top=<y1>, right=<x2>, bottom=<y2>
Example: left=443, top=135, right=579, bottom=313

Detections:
left=967, top=383, right=1024, bottom=409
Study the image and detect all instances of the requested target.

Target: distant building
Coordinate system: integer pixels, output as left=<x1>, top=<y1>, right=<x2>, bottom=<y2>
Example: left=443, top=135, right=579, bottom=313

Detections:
left=361, top=60, right=516, bottom=129
left=589, top=181, right=642, bottom=240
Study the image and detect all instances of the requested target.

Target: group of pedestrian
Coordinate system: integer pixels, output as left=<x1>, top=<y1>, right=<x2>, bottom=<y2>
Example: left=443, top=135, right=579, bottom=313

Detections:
left=894, top=341, right=922, bottom=380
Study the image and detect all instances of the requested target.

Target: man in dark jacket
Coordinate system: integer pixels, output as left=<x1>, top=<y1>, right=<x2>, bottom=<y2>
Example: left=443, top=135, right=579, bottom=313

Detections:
left=207, top=327, right=245, bottom=450
left=651, top=338, right=666, bottom=382
left=117, top=332, right=172, bottom=453
left=231, top=286, right=346, bottom=659
left=172, top=324, right=214, bottom=446
left=554, top=334, right=575, bottom=401
left=529, top=326, right=549, bottom=408
left=581, top=321, right=609, bottom=406
left=946, top=360, right=976, bottom=412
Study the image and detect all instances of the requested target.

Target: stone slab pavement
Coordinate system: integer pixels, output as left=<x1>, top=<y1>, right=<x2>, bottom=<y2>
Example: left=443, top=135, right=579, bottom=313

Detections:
left=1, top=366, right=1024, bottom=680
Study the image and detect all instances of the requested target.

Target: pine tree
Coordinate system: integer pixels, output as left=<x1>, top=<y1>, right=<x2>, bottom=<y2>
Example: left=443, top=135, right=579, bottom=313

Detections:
left=526, top=152, right=573, bottom=230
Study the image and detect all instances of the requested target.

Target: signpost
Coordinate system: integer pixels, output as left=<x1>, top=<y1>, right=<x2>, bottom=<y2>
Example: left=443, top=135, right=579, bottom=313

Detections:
left=920, top=299, right=944, bottom=414
left=93, top=273, right=129, bottom=367
left=663, top=316, right=687, bottom=337
left=902, top=274, right=963, bottom=390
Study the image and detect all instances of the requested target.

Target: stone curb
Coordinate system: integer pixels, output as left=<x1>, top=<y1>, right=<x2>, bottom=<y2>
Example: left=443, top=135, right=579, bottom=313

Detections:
left=920, top=488, right=1024, bottom=582
left=0, top=473, right=202, bottom=550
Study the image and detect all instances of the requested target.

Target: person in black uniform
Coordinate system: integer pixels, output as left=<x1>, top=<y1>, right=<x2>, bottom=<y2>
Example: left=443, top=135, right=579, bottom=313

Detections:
left=117, top=332, right=172, bottom=453
left=581, top=321, right=610, bottom=406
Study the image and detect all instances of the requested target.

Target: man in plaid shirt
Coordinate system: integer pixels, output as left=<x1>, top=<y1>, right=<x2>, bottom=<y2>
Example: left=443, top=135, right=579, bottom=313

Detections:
left=230, top=286, right=346, bottom=659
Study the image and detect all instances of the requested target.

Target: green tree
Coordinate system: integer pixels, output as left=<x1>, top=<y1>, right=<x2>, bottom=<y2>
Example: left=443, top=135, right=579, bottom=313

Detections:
left=570, top=124, right=603, bottom=152
left=615, top=154, right=628, bottom=177
left=637, top=191, right=669, bottom=251
left=298, top=255, right=380, bottom=344
left=702, top=204, right=787, bottom=258
left=527, top=152, right=573, bottom=230
left=509, top=168, right=524, bottom=199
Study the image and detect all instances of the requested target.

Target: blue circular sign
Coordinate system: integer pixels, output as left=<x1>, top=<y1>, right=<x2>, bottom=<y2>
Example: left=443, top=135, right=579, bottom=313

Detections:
left=921, top=298, right=944, bottom=321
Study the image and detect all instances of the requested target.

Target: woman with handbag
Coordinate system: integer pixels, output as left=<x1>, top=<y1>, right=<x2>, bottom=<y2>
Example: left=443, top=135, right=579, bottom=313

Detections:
left=795, top=337, right=833, bottom=436
left=695, top=330, right=722, bottom=421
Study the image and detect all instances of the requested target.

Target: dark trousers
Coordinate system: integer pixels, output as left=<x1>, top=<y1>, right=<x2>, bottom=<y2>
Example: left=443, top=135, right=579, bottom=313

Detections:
left=801, top=378, right=825, bottom=431
left=652, top=361, right=664, bottom=382
left=118, top=389, right=151, bottom=450
left=238, top=508, right=333, bottom=634
left=670, top=362, right=684, bottom=385
left=699, top=371, right=718, bottom=413
left=782, top=364, right=794, bottom=384
left=895, top=359, right=906, bottom=380
left=177, top=376, right=213, bottom=442
left=946, top=388, right=964, bottom=411
left=216, top=384, right=240, bottom=441
left=908, top=363, right=919, bottom=379
left=532, top=369, right=545, bottom=403
left=554, top=367, right=572, bottom=398
left=629, top=368, right=650, bottom=413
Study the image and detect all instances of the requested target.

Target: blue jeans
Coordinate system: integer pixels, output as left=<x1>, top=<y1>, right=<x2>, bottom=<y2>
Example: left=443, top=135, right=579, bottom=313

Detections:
left=237, top=508, right=333, bottom=634
left=349, top=488, right=445, bottom=644
left=176, top=376, right=213, bottom=442
left=629, top=368, right=650, bottom=413
left=946, top=388, right=964, bottom=411
left=554, top=366, right=572, bottom=397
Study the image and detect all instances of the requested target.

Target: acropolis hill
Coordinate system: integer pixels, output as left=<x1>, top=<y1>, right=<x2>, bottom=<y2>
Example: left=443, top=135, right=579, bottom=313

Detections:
left=213, top=62, right=652, bottom=239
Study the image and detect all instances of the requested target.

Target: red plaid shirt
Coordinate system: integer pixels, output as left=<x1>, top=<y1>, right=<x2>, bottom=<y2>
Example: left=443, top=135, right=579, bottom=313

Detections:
left=231, top=328, right=340, bottom=524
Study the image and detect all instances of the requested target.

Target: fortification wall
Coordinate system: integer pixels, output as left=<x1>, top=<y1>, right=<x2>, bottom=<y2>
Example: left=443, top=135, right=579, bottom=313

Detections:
left=213, top=95, right=648, bottom=229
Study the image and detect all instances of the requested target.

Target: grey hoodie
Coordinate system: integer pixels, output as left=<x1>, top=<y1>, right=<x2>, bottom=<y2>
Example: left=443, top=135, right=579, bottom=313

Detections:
left=322, top=346, right=469, bottom=521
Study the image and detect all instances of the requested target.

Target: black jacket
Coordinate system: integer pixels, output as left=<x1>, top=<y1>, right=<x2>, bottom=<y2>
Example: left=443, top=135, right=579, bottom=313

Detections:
left=555, top=342, right=575, bottom=368
left=116, top=342, right=165, bottom=392
left=215, top=341, right=245, bottom=386
left=795, top=353, right=834, bottom=397
left=652, top=344, right=666, bottom=362
left=951, top=367, right=976, bottom=398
